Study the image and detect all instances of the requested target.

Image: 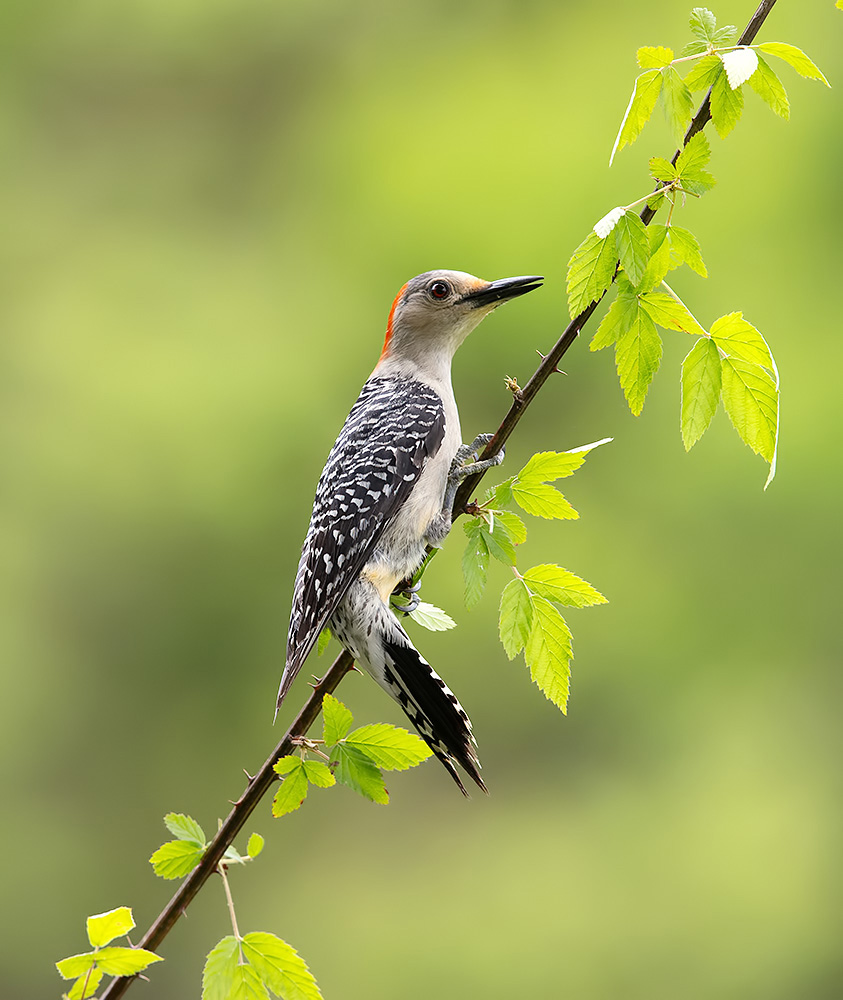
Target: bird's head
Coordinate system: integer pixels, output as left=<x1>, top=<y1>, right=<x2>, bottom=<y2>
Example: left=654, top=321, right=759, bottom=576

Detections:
left=379, top=269, right=543, bottom=369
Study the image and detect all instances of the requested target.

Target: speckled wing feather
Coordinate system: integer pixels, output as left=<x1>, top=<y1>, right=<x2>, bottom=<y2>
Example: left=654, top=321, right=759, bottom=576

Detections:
left=278, top=376, right=446, bottom=704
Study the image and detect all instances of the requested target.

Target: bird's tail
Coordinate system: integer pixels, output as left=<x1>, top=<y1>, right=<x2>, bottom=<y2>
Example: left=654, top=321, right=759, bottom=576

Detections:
left=378, top=633, right=486, bottom=796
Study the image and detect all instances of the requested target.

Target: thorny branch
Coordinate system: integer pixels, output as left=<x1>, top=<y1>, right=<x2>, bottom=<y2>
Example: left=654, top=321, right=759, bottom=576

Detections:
left=101, top=3, right=779, bottom=996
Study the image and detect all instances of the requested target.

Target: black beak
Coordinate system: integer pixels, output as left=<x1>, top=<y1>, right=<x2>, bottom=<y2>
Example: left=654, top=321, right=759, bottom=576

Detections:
left=463, top=274, right=543, bottom=309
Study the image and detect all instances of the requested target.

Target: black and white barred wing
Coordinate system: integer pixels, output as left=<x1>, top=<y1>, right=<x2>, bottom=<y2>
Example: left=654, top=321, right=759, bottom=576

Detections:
left=277, top=377, right=445, bottom=706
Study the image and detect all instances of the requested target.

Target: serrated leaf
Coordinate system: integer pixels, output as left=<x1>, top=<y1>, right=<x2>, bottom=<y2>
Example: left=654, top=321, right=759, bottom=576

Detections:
left=229, top=964, right=271, bottom=1000
left=747, top=54, right=790, bottom=119
left=710, top=66, right=744, bottom=138
left=591, top=289, right=637, bottom=351
left=675, top=130, right=711, bottom=174
left=164, top=813, right=206, bottom=846
left=66, top=967, right=104, bottom=1000
left=567, top=230, right=618, bottom=317
left=242, top=932, right=323, bottom=1000
left=681, top=39, right=711, bottom=58
left=615, top=309, right=663, bottom=415
left=669, top=227, right=708, bottom=277
left=490, top=475, right=515, bottom=508
left=681, top=337, right=722, bottom=450
left=94, top=946, right=163, bottom=977
left=721, top=357, right=778, bottom=464
left=150, top=839, right=205, bottom=879
left=758, top=42, right=829, bottom=86
left=331, top=744, right=389, bottom=803
left=517, top=450, right=589, bottom=483
left=302, top=759, right=337, bottom=787
left=610, top=69, right=663, bottom=165
left=523, top=564, right=608, bottom=609
left=322, top=693, right=353, bottom=747
left=647, top=190, right=667, bottom=212
left=661, top=65, right=694, bottom=141
left=271, top=760, right=309, bottom=817
left=247, top=832, right=265, bottom=858
left=638, top=45, right=674, bottom=69
left=524, top=596, right=573, bottom=713
left=499, top=578, right=534, bottom=660
left=462, top=519, right=490, bottom=610
left=684, top=54, right=724, bottom=92
left=640, top=289, right=707, bottom=336
left=722, top=47, right=759, bottom=89
left=649, top=156, right=677, bottom=183
left=203, top=937, right=239, bottom=1000
left=639, top=234, right=674, bottom=292
left=614, top=211, right=651, bottom=287
left=494, top=510, right=527, bottom=544
left=483, top=516, right=517, bottom=565
left=86, top=907, right=135, bottom=949
left=712, top=24, right=738, bottom=46
left=57, top=953, right=98, bottom=980
left=344, top=723, right=432, bottom=770
left=511, top=481, right=578, bottom=520
left=408, top=600, right=457, bottom=631
left=710, top=313, right=773, bottom=368
left=273, top=754, right=304, bottom=776
left=316, top=626, right=332, bottom=656
left=689, top=7, right=717, bottom=42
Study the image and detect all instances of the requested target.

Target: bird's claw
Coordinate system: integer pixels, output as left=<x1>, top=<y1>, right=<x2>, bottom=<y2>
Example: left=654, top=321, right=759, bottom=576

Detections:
left=391, top=578, right=421, bottom=615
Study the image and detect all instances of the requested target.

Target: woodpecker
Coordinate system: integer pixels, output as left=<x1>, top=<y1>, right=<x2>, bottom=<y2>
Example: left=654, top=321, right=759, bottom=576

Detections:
left=276, top=269, right=542, bottom=793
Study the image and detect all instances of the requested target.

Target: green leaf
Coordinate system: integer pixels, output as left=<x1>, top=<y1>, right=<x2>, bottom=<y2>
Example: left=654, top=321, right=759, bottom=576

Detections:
left=615, top=308, right=663, bottom=415
left=94, top=947, right=163, bottom=977
left=689, top=7, right=717, bottom=42
left=639, top=289, right=707, bottom=336
left=681, top=337, right=722, bottom=450
left=637, top=45, right=674, bottom=69
left=614, top=211, right=651, bottom=287
left=498, top=578, right=534, bottom=660
left=710, top=66, right=744, bottom=138
left=684, top=54, right=724, bottom=92
left=408, top=600, right=457, bottom=631
left=518, top=450, right=587, bottom=483
left=609, top=69, right=663, bottom=164
left=164, top=812, right=206, bottom=846
left=86, top=907, right=135, bottom=949
left=757, top=42, right=830, bottom=86
left=721, top=356, right=779, bottom=464
left=462, top=519, right=490, bottom=609
left=661, top=65, right=694, bottom=141
left=523, top=564, right=608, bottom=609
left=746, top=54, right=790, bottom=119
left=331, top=744, right=389, bottom=803
left=649, top=156, right=677, bottom=183
left=229, top=964, right=271, bottom=1000
left=669, top=227, right=707, bottom=277
left=344, top=723, right=432, bottom=770
left=247, top=832, right=265, bottom=858
left=66, top=968, right=104, bottom=1000
left=273, top=754, right=303, bottom=776
left=322, top=693, right=353, bottom=747
left=524, top=596, right=573, bottom=713
left=483, top=515, right=517, bottom=565
left=242, top=932, right=323, bottom=1000
left=712, top=24, right=738, bottom=46
left=680, top=40, right=710, bottom=58
left=149, top=839, right=205, bottom=879
left=675, top=131, right=711, bottom=175
left=591, top=288, right=637, bottom=351
left=710, top=312, right=773, bottom=368
left=203, top=937, right=239, bottom=1000
left=302, top=759, right=337, bottom=787
left=271, top=759, right=309, bottom=817
left=639, top=230, right=674, bottom=292
left=57, top=953, right=97, bottom=980
left=566, top=230, right=618, bottom=318
left=316, top=626, right=332, bottom=656
left=494, top=509, right=527, bottom=544
left=511, top=481, right=578, bottom=520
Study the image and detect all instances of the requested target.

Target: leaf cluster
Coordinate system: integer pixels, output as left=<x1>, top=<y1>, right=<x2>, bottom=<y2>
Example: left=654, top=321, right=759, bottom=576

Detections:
left=462, top=442, right=609, bottom=713
left=271, top=694, right=432, bottom=815
left=56, top=907, right=162, bottom=1000
left=203, top=932, right=322, bottom=1000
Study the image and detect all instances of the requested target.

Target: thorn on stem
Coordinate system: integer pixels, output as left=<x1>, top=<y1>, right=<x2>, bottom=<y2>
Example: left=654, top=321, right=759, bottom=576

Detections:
left=535, top=349, right=566, bottom=375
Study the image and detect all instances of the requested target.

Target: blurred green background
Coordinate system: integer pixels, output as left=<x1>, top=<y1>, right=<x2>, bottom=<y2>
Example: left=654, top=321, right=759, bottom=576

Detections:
left=2, top=1, right=841, bottom=997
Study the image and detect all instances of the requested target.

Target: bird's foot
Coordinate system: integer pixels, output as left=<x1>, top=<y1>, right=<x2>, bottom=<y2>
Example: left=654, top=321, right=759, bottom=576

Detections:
left=444, top=433, right=506, bottom=510
left=391, top=578, right=422, bottom=615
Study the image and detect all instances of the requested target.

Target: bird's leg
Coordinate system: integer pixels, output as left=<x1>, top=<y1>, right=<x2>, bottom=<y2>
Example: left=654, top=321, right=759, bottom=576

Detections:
left=390, top=577, right=422, bottom=615
left=427, top=433, right=506, bottom=548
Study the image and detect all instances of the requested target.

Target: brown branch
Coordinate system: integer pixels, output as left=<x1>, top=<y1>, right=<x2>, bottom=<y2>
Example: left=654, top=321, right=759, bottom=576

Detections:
left=101, top=2, right=779, bottom=996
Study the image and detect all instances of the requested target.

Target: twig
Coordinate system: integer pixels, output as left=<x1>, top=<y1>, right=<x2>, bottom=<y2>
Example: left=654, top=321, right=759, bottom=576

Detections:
left=101, top=3, right=779, bottom=995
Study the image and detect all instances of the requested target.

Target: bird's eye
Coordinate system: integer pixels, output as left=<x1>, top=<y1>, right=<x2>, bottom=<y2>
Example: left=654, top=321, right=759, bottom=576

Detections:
left=429, top=280, right=451, bottom=300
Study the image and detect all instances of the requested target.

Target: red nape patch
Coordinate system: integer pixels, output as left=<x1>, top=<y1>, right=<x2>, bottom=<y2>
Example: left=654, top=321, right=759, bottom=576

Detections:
left=379, top=282, right=409, bottom=359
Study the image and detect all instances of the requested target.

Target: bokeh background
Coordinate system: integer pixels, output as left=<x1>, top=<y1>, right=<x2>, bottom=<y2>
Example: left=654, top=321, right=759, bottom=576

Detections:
left=2, top=1, right=841, bottom=997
